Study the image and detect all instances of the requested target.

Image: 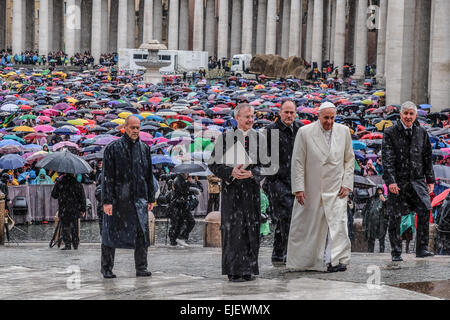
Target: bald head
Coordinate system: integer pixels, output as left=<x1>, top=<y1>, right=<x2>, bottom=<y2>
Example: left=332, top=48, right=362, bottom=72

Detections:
left=125, top=115, right=141, bottom=141
left=280, top=100, right=296, bottom=126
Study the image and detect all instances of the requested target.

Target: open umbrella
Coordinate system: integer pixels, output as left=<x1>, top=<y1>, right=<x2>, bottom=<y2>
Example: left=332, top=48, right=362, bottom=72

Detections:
left=352, top=140, right=367, bottom=150
left=36, top=150, right=92, bottom=174
left=432, top=189, right=450, bottom=207
left=151, top=155, right=179, bottom=166
left=173, top=163, right=207, bottom=174
left=354, top=175, right=376, bottom=189
left=0, top=154, right=26, bottom=169
left=52, top=141, right=80, bottom=151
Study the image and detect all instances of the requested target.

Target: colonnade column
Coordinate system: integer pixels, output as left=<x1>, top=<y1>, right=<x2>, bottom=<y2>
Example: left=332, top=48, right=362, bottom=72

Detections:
left=65, top=0, right=81, bottom=58
left=304, top=0, right=313, bottom=63
left=256, top=0, right=267, bottom=54
left=288, top=0, right=301, bottom=57
left=241, top=0, right=253, bottom=55
left=280, top=0, right=290, bottom=58
left=204, top=0, right=216, bottom=57
left=193, top=0, right=204, bottom=51
left=91, top=0, right=108, bottom=63
left=230, top=0, right=242, bottom=57
left=375, top=0, right=387, bottom=81
left=353, top=0, right=368, bottom=79
left=265, top=0, right=277, bottom=55
left=168, top=0, right=179, bottom=49
left=311, top=0, right=323, bottom=68
left=217, top=0, right=229, bottom=58
left=179, top=0, right=189, bottom=50
left=333, top=0, right=346, bottom=76
left=153, top=0, right=163, bottom=43
left=143, top=0, right=154, bottom=43
left=39, top=0, right=53, bottom=56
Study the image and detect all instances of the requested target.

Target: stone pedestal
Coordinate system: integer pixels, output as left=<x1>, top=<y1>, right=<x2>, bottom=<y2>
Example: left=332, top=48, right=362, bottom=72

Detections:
left=204, top=211, right=221, bottom=248
left=148, top=211, right=155, bottom=246
left=135, top=40, right=170, bottom=84
left=351, top=218, right=368, bottom=252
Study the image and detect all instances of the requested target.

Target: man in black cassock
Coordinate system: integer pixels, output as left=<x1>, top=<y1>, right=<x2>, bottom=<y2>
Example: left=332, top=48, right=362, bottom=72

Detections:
left=101, top=115, right=155, bottom=279
left=209, top=103, right=265, bottom=282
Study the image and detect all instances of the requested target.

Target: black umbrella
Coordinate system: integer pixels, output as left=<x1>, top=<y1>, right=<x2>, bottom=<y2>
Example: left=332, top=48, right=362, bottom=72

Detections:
left=36, top=150, right=93, bottom=174
left=82, top=150, right=104, bottom=161
left=354, top=175, right=376, bottom=189
left=173, top=163, right=207, bottom=174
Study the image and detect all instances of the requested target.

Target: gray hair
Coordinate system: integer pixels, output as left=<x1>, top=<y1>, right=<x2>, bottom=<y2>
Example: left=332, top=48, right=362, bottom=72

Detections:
left=125, top=115, right=141, bottom=126
left=400, top=101, right=418, bottom=113
left=234, top=103, right=254, bottom=118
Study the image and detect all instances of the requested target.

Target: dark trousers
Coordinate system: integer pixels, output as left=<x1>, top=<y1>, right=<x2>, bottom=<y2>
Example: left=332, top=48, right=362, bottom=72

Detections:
left=61, top=216, right=79, bottom=248
left=207, top=193, right=220, bottom=213
left=101, top=224, right=148, bottom=274
left=368, top=236, right=386, bottom=253
left=169, top=206, right=195, bottom=243
left=271, top=216, right=291, bottom=262
left=388, top=185, right=430, bottom=257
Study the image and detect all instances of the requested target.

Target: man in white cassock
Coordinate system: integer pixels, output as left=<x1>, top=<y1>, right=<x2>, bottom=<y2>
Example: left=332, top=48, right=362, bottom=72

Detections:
left=287, top=102, right=355, bottom=272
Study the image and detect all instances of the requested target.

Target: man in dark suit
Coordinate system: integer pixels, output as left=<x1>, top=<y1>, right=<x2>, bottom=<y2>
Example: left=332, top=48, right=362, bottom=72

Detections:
left=382, top=101, right=435, bottom=261
left=263, top=101, right=302, bottom=265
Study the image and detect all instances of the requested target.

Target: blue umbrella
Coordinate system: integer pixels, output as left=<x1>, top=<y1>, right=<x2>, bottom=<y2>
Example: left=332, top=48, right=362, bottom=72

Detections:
left=0, top=140, right=23, bottom=148
left=352, top=140, right=367, bottom=150
left=0, top=154, right=26, bottom=169
left=146, top=115, right=164, bottom=122
left=354, top=150, right=365, bottom=161
left=23, top=144, right=43, bottom=152
left=151, top=155, right=179, bottom=166
left=419, top=104, right=432, bottom=109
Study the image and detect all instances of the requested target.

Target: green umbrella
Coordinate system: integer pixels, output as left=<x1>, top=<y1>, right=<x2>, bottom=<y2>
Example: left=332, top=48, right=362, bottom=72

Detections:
left=2, top=135, right=26, bottom=144
left=189, top=137, right=214, bottom=153
left=19, top=114, right=37, bottom=120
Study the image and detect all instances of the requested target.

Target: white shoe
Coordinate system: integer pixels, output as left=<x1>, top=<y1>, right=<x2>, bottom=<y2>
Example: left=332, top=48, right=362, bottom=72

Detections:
left=176, top=239, right=189, bottom=247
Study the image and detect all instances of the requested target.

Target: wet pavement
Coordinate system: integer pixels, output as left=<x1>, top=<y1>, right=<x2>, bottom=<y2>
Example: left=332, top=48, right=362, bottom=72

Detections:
left=0, top=242, right=449, bottom=300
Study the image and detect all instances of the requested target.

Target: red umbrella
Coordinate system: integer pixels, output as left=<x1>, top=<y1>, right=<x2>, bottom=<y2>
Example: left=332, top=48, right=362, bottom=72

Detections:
left=361, top=133, right=383, bottom=140
left=300, top=119, right=312, bottom=125
left=213, top=118, right=225, bottom=125
left=299, top=108, right=317, bottom=114
left=20, top=105, right=32, bottom=111
left=431, top=189, right=450, bottom=207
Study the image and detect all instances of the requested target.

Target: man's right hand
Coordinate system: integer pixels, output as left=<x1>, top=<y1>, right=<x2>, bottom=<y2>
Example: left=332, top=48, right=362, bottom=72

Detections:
left=103, top=204, right=113, bottom=216
left=388, top=184, right=400, bottom=195
left=294, top=191, right=306, bottom=206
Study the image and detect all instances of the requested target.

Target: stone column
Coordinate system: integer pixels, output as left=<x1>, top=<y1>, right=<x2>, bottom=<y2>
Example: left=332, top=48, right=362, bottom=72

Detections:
left=117, top=0, right=132, bottom=49
left=0, top=0, right=5, bottom=51
left=375, top=0, right=387, bottom=80
left=127, top=0, right=135, bottom=48
left=322, top=0, right=331, bottom=62
left=153, top=0, right=163, bottom=43
left=12, top=0, right=25, bottom=54
left=311, top=0, right=323, bottom=68
left=256, top=0, right=267, bottom=54
left=241, top=0, right=253, bottom=54
left=345, top=0, right=356, bottom=64
left=265, top=0, right=277, bottom=54
left=288, top=0, right=301, bottom=57
left=25, top=0, right=34, bottom=50
left=385, top=0, right=417, bottom=106
left=428, top=0, right=450, bottom=111
left=80, top=0, right=92, bottom=53
left=411, top=0, right=431, bottom=104
left=65, top=0, right=81, bottom=57
left=138, top=0, right=144, bottom=44
left=353, top=0, right=368, bottom=79
left=143, top=0, right=154, bottom=43
left=193, top=0, right=204, bottom=51
left=168, top=0, right=179, bottom=49
left=304, top=0, right=313, bottom=63
left=91, top=0, right=108, bottom=63
left=329, top=0, right=336, bottom=63
left=204, top=0, right=216, bottom=57
left=39, top=0, right=53, bottom=56
left=178, top=0, right=189, bottom=50
left=53, top=0, right=65, bottom=51
left=230, top=0, right=242, bottom=57
left=334, top=0, right=346, bottom=76
left=280, top=0, right=290, bottom=58
left=109, top=0, right=119, bottom=52
left=217, top=0, right=229, bottom=58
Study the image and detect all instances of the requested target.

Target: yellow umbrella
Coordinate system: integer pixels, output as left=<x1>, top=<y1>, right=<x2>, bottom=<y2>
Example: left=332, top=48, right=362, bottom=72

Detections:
left=159, top=123, right=168, bottom=128
left=254, top=84, right=265, bottom=90
left=111, top=118, right=125, bottom=125
left=66, top=97, right=78, bottom=103
left=118, top=112, right=132, bottom=119
left=375, top=120, right=393, bottom=131
left=13, top=126, right=35, bottom=133
left=67, top=119, right=88, bottom=126
left=140, top=112, right=153, bottom=118
left=373, top=91, right=385, bottom=97
left=6, top=72, right=16, bottom=77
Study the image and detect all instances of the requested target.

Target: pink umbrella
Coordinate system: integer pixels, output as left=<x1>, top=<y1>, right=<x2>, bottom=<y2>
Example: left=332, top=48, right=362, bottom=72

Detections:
left=63, top=106, right=77, bottom=114
left=41, top=109, right=60, bottom=116
left=93, top=136, right=120, bottom=146
left=52, top=141, right=80, bottom=151
left=25, top=151, right=49, bottom=163
left=85, top=134, right=97, bottom=139
left=139, top=132, right=153, bottom=143
left=37, top=116, right=51, bottom=123
left=53, top=102, right=70, bottom=110
left=152, top=137, right=169, bottom=144
left=34, top=125, right=55, bottom=133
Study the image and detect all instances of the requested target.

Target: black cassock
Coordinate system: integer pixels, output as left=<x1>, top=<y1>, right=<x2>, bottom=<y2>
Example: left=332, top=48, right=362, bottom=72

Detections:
left=209, top=129, right=265, bottom=276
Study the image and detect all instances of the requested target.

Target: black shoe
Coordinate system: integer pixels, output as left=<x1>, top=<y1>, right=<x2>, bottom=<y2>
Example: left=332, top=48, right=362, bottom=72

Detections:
left=243, top=275, right=256, bottom=281
left=416, top=250, right=434, bottom=258
left=61, top=246, right=71, bottom=250
left=136, top=270, right=152, bottom=277
left=229, top=275, right=245, bottom=282
left=327, top=264, right=339, bottom=273
left=336, top=263, right=347, bottom=272
left=73, top=245, right=78, bottom=250
left=392, top=255, right=403, bottom=262
left=169, top=241, right=178, bottom=246
left=102, top=270, right=116, bottom=279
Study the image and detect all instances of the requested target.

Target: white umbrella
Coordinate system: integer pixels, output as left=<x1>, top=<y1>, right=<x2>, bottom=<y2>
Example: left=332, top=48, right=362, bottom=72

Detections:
left=1, top=104, right=19, bottom=112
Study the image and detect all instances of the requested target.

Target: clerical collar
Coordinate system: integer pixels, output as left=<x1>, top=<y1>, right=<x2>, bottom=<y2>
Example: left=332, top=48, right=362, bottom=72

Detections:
left=237, top=128, right=251, bottom=137
left=280, top=119, right=293, bottom=131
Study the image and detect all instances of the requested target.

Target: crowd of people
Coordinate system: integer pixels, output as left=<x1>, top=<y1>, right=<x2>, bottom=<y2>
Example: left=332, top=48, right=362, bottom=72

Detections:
left=1, top=61, right=449, bottom=280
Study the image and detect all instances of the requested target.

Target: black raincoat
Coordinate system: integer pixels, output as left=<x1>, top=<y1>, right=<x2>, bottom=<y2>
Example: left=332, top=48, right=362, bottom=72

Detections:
left=102, top=133, right=155, bottom=249
left=209, top=129, right=265, bottom=276
left=51, top=174, right=86, bottom=219
left=362, top=189, right=388, bottom=240
left=382, top=120, right=435, bottom=216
